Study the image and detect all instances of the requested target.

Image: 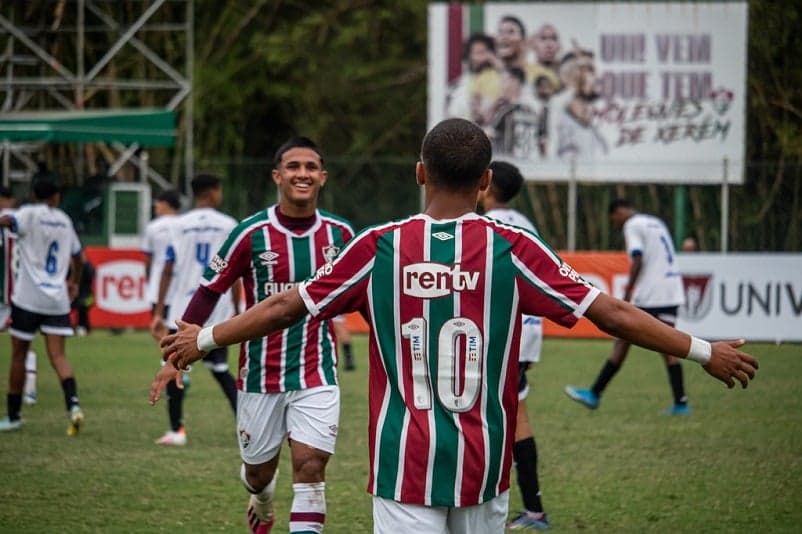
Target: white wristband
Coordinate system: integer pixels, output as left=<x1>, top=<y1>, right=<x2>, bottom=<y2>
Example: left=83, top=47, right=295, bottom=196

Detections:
left=686, top=336, right=712, bottom=365
left=197, top=326, right=220, bottom=353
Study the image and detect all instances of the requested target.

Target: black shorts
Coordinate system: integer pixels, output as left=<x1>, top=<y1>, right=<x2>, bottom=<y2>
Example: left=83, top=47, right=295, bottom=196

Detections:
left=638, top=305, right=679, bottom=326
left=9, top=303, right=73, bottom=341
left=168, top=328, right=229, bottom=372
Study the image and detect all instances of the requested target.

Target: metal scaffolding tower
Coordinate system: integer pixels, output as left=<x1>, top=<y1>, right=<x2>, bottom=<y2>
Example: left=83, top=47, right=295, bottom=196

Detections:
left=0, top=0, right=193, bottom=189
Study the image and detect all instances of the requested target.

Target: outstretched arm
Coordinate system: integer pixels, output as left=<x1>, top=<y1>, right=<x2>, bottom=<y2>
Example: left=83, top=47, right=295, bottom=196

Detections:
left=585, top=293, right=758, bottom=388
left=160, top=286, right=308, bottom=370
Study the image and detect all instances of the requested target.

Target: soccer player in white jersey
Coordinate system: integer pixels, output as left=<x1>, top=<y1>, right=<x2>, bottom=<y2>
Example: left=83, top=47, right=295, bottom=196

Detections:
left=565, top=198, right=690, bottom=415
left=478, top=161, right=549, bottom=531
left=154, top=119, right=758, bottom=534
left=0, top=178, right=84, bottom=435
left=150, top=175, right=240, bottom=445
left=154, top=137, right=354, bottom=534
left=142, top=189, right=181, bottom=316
left=0, top=187, right=40, bottom=406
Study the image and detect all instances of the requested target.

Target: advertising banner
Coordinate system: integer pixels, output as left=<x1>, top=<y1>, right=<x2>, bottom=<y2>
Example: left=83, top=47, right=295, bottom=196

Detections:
left=81, top=249, right=802, bottom=342
left=84, top=247, right=150, bottom=328
left=428, top=2, right=747, bottom=183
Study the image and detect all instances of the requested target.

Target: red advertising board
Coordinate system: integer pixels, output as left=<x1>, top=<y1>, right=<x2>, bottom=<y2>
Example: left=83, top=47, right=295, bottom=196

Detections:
left=84, top=247, right=150, bottom=328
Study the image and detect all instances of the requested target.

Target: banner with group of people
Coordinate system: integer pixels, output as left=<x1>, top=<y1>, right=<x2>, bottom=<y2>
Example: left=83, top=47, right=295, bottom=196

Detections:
left=428, top=2, right=747, bottom=183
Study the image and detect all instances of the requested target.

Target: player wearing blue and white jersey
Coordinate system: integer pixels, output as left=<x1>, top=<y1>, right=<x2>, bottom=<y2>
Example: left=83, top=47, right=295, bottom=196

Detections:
left=142, top=189, right=180, bottom=314
left=150, top=174, right=240, bottom=446
left=0, top=178, right=84, bottom=435
left=478, top=161, right=550, bottom=531
left=566, top=198, right=691, bottom=415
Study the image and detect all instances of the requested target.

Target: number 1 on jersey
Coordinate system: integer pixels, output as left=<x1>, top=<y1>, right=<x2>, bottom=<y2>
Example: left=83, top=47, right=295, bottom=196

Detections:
left=401, top=316, right=484, bottom=413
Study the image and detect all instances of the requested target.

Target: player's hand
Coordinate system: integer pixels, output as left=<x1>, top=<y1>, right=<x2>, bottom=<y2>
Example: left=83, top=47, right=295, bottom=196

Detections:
left=702, top=339, right=759, bottom=389
left=148, top=364, right=184, bottom=405
left=67, top=281, right=79, bottom=302
left=159, top=319, right=205, bottom=371
left=149, top=315, right=167, bottom=341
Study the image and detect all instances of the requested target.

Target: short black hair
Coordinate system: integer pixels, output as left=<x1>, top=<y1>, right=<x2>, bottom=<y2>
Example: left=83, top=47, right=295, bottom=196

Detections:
left=463, top=33, right=495, bottom=60
left=420, top=118, right=491, bottom=191
left=32, top=177, right=61, bottom=200
left=500, top=15, right=526, bottom=38
left=608, top=198, right=633, bottom=214
left=0, top=186, right=12, bottom=199
left=156, top=189, right=181, bottom=210
left=191, top=173, right=222, bottom=197
left=488, top=161, right=524, bottom=203
left=273, top=137, right=324, bottom=168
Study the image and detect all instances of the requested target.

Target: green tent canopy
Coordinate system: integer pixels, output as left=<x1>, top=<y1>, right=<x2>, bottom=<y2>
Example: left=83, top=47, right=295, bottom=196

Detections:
left=0, top=109, right=176, bottom=147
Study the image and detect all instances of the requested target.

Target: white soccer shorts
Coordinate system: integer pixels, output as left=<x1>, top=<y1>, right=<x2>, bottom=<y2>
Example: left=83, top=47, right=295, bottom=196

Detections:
left=237, top=385, right=340, bottom=465
left=372, top=491, right=509, bottom=534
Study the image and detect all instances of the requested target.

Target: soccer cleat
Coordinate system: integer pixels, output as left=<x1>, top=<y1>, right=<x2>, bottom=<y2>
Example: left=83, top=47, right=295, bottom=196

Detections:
left=661, top=403, right=691, bottom=416
left=66, top=406, right=84, bottom=436
left=564, top=386, right=599, bottom=410
left=155, top=427, right=187, bottom=446
left=507, top=511, right=551, bottom=530
left=247, top=495, right=275, bottom=534
left=0, top=417, right=22, bottom=432
left=23, top=391, right=37, bottom=406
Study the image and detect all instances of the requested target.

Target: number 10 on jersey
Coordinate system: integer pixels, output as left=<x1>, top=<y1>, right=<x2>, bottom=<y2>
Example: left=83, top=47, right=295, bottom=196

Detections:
left=401, top=317, right=483, bottom=414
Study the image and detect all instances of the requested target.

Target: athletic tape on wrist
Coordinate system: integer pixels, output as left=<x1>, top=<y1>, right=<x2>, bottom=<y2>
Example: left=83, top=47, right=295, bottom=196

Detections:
left=197, top=326, right=220, bottom=353
left=686, top=336, right=712, bottom=365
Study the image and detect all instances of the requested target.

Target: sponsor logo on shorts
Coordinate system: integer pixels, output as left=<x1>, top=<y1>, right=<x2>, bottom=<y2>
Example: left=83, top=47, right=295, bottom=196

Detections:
left=328, top=424, right=338, bottom=437
left=239, top=429, right=251, bottom=449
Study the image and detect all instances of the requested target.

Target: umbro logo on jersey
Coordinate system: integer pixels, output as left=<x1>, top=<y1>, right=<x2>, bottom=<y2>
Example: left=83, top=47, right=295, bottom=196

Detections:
left=403, top=262, right=479, bottom=299
left=432, top=231, right=454, bottom=241
left=259, top=250, right=280, bottom=266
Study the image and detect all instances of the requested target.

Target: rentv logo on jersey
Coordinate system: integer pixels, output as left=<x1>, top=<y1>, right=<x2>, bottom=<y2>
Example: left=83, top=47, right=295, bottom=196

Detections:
left=402, top=262, right=479, bottom=298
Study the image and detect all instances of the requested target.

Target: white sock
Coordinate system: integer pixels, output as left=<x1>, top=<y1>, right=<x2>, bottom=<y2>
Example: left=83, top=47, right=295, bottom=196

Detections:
left=289, top=482, right=326, bottom=533
left=24, top=351, right=37, bottom=394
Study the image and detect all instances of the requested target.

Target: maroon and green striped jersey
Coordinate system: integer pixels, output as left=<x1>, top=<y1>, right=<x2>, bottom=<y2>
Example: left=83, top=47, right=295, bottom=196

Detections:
left=299, top=213, right=599, bottom=507
left=201, top=206, right=354, bottom=393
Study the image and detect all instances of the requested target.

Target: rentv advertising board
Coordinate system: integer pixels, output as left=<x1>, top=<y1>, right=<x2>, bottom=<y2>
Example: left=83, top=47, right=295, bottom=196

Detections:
left=428, top=2, right=747, bottom=183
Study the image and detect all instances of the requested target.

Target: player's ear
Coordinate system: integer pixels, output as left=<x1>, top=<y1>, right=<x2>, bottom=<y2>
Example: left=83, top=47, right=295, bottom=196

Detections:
left=415, top=161, right=426, bottom=186
left=271, top=168, right=281, bottom=186
left=478, top=168, right=492, bottom=193
left=319, top=169, right=328, bottom=188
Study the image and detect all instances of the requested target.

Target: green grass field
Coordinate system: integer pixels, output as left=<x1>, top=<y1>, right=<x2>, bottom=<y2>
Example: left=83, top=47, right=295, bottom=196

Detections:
left=0, top=331, right=800, bottom=533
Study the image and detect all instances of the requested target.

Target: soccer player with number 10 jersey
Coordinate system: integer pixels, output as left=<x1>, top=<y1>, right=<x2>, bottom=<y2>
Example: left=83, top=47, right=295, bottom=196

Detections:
left=155, top=118, right=758, bottom=534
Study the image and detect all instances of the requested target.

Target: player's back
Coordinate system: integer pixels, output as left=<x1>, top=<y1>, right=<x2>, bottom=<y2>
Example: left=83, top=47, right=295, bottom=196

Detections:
left=142, top=214, right=178, bottom=305
left=320, top=213, right=596, bottom=508
left=623, top=213, right=684, bottom=307
left=166, top=207, right=237, bottom=326
left=11, top=203, right=81, bottom=314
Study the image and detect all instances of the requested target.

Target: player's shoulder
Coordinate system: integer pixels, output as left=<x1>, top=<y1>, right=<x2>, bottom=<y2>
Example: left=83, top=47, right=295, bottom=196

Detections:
left=485, top=208, right=537, bottom=234
left=318, top=209, right=355, bottom=232
left=231, top=208, right=271, bottom=234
